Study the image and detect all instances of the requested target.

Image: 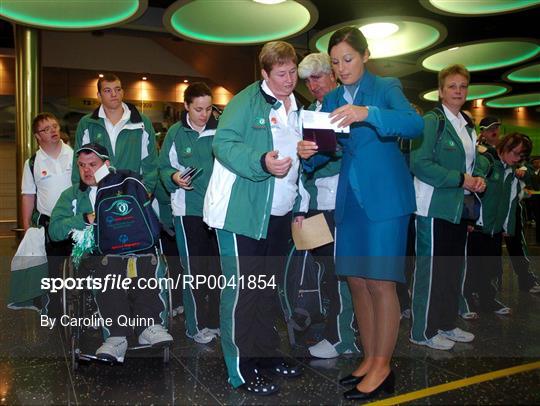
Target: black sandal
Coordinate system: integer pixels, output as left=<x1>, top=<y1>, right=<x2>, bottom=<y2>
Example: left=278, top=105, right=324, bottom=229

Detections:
left=268, top=360, right=302, bottom=378
left=242, top=372, right=279, bottom=396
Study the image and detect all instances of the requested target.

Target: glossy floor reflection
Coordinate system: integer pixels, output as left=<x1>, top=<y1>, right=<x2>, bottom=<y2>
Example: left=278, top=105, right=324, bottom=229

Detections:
left=1, top=234, right=539, bottom=405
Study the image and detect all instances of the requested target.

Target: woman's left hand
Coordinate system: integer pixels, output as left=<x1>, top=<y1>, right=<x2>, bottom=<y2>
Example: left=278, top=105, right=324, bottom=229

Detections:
left=329, top=104, right=369, bottom=128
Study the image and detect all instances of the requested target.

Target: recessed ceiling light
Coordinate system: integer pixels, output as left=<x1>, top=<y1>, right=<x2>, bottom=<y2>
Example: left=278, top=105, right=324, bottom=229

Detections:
left=311, top=17, right=445, bottom=59
left=98, top=74, right=104, bottom=78
left=142, top=76, right=147, bottom=81
left=359, top=23, right=399, bottom=40
left=164, top=0, right=317, bottom=45
left=0, top=0, right=147, bottom=30
left=183, top=79, right=189, bottom=83
left=253, top=0, right=287, bottom=4
left=422, top=39, right=539, bottom=72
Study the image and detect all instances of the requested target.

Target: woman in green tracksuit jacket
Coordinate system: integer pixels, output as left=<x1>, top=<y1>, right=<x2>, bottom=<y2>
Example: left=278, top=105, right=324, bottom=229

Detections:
left=159, top=82, right=221, bottom=345
left=466, top=133, right=532, bottom=315
left=410, top=64, right=487, bottom=350
left=203, top=41, right=305, bottom=395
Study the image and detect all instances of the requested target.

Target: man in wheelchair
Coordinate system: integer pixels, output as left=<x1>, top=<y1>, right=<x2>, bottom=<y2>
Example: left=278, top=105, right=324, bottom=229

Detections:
left=49, top=143, right=173, bottom=363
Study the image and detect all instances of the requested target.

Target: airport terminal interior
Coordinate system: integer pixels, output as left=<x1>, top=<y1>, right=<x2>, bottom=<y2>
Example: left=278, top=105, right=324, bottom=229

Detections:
left=0, top=0, right=539, bottom=404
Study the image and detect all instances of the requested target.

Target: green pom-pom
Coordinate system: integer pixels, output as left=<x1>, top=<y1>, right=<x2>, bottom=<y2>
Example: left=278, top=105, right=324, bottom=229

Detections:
left=71, top=226, right=95, bottom=269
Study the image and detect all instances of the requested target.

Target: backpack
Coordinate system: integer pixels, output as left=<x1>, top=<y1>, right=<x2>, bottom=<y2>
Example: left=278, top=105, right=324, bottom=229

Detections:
left=95, top=169, right=160, bottom=255
left=29, top=153, right=36, bottom=180
left=279, top=245, right=326, bottom=346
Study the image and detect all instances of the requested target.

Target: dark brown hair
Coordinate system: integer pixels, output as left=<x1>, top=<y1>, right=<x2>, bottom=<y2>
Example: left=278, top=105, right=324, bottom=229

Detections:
left=497, top=132, right=532, bottom=158
left=97, top=73, right=121, bottom=93
left=184, top=82, right=212, bottom=105
left=328, top=26, right=368, bottom=55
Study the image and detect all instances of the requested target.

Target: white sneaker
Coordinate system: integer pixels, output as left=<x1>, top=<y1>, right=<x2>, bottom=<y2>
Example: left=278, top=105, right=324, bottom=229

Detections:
left=96, top=336, right=128, bottom=363
left=460, top=312, right=479, bottom=320
left=494, top=306, right=511, bottom=315
left=205, top=327, right=221, bottom=337
left=187, top=328, right=215, bottom=344
left=529, top=283, right=540, bottom=294
left=308, top=339, right=339, bottom=359
left=138, top=324, right=174, bottom=347
left=172, top=306, right=184, bottom=317
left=400, top=309, right=411, bottom=320
left=438, top=327, right=475, bottom=343
left=410, top=334, right=455, bottom=350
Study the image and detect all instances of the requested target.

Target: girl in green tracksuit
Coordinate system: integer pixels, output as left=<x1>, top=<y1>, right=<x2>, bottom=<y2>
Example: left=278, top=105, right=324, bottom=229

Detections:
left=159, top=82, right=221, bottom=344
left=466, top=133, right=532, bottom=315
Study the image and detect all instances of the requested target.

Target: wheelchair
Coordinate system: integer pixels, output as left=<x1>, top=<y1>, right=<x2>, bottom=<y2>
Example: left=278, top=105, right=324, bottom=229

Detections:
left=61, top=245, right=174, bottom=371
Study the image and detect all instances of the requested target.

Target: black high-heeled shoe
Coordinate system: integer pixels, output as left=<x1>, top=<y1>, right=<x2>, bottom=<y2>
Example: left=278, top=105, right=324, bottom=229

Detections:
left=343, top=370, right=395, bottom=400
left=339, top=373, right=365, bottom=386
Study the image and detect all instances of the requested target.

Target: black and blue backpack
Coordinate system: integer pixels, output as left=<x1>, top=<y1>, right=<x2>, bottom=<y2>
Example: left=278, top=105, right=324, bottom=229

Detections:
left=95, top=170, right=160, bottom=255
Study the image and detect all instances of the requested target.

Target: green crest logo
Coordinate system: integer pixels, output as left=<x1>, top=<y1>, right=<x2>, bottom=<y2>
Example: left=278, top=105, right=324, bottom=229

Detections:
left=448, top=140, right=455, bottom=147
left=185, top=147, right=192, bottom=154
left=106, top=199, right=132, bottom=216
left=258, top=118, right=265, bottom=125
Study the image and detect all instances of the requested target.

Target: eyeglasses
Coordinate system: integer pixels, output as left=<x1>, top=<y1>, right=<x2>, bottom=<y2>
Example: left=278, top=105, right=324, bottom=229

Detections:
left=37, top=123, right=60, bottom=135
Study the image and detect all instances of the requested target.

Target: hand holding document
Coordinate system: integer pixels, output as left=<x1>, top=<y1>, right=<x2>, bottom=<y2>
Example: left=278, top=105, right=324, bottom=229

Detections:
left=302, top=110, right=349, bottom=152
left=291, top=213, right=334, bottom=250
left=302, top=110, right=350, bottom=133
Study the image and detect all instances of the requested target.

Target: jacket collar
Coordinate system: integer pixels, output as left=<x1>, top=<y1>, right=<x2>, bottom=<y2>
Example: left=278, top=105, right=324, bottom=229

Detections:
left=336, top=70, right=375, bottom=103
left=180, top=110, right=218, bottom=131
left=437, top=102, right=474, bottom=129
left=91, top=102, right=143, bottom=123
left=258, top=80, right=301, bottom=111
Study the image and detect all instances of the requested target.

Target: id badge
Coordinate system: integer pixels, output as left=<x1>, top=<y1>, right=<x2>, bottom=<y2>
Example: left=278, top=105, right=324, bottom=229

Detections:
left=127, top=257, right=138, bottom=278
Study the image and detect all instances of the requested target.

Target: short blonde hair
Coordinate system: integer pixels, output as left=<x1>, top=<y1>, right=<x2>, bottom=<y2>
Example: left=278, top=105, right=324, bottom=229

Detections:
left=259, top=41, right=297, bottom=74
left=438, top=64, right=470, bottom=89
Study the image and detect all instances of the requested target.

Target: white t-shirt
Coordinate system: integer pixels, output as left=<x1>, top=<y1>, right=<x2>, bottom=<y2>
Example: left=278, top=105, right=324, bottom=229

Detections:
left=261, top=81, right=302, bottom=216
left=98, top=102, right=131, bottom=155
left=21, top=142, right=74, bottom=216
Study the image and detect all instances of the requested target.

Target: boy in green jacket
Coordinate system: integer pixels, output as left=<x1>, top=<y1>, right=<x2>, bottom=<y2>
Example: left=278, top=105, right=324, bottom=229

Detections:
left=50, top=143, right=172, bottom=364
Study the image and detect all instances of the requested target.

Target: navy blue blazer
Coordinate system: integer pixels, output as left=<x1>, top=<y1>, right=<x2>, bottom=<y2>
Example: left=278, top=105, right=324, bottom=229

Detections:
left=305, top=70, right=423, bottom=223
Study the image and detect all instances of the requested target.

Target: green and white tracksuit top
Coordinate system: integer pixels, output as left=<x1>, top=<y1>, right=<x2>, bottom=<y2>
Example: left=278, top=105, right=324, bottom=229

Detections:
left=474, top=144, right=519, bottom=236
left=301, top=101, right=341, bottom=211
left=411, top=105, right=482, bottom=224
left=159, top=111, right=218, bottom=217
left=49, top=184, right=94, bottom=242
left=72, top=102, right=158, bottom=194
left=203, top=81, right=306, bottom=240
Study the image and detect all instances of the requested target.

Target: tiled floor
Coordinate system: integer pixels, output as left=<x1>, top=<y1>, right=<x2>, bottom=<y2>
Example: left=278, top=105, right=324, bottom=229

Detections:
left=1, top=234, right=539, bottom=405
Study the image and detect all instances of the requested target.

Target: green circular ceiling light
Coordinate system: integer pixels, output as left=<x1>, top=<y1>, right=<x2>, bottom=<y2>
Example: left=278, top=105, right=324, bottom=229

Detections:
left=420, top=0, right=540, bottom=16
left=504, top=63, right=540, bottom=83
left=485, top=93, right=540, bottom=108
left=422, top=39, right=539, bottom=72
left=421, top=84, right=510, bottom=102
left=310, top=17, right=445, bottom=59
left=0, top=0, right=147, bottom=30
left=163, top=0, right=318, bottom=45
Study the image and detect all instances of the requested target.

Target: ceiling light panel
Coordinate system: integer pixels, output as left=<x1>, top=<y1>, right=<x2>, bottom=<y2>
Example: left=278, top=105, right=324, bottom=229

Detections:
left=163, top=0, right=317, bottom=45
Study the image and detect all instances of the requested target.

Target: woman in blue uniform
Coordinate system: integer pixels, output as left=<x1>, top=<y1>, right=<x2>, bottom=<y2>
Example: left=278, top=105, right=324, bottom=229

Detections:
left=298, top=27, right=423, bottom=400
